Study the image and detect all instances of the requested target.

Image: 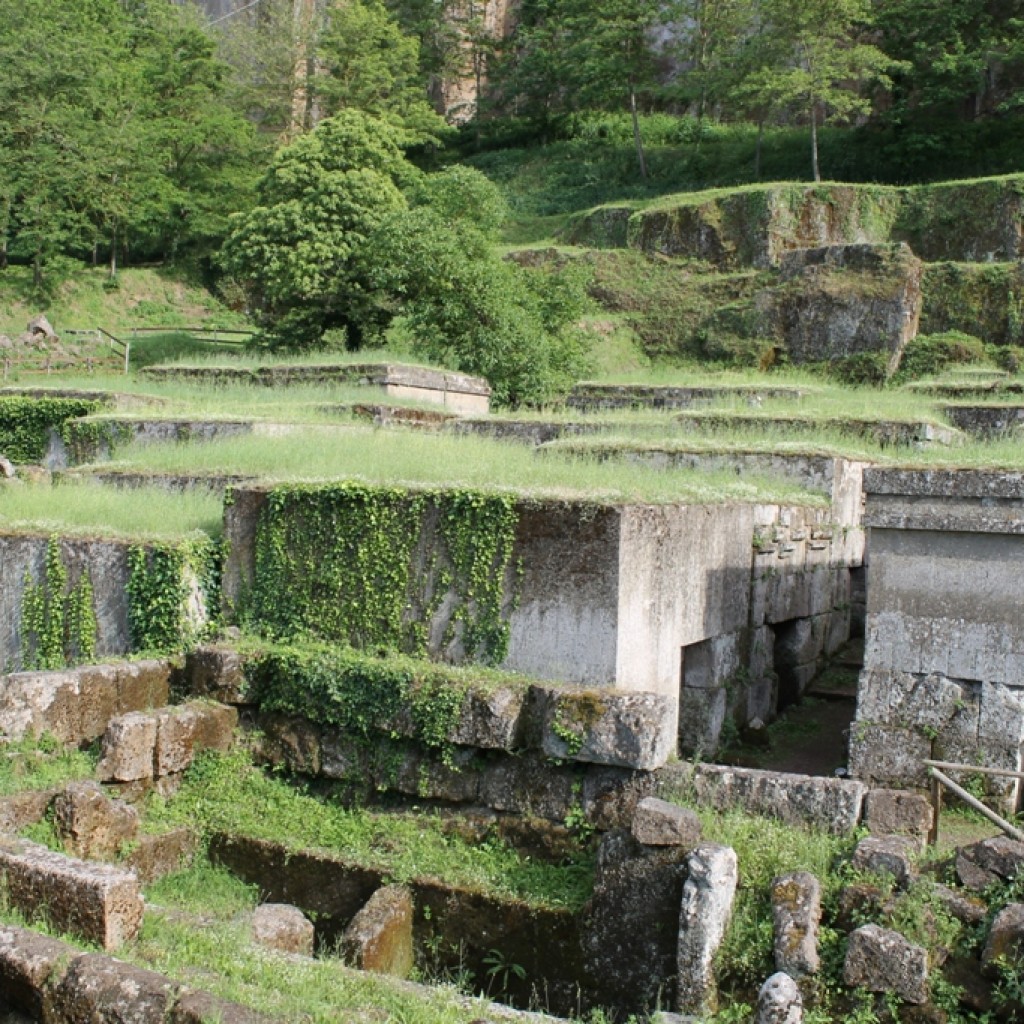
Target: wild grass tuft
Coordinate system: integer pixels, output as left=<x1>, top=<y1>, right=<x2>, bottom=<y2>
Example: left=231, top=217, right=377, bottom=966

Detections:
left=0, top=734, right=97, bottom=797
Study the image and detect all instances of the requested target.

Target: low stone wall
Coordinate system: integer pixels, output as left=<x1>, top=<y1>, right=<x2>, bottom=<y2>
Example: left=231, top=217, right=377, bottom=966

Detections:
left=0, top=659, right=173, bottom=743
left=140, top=362, right=491, bottom=414
left=674, top=411, right=960, bottom=447
left=851, top=468, right=1024, bottom=809
left=0, top=533, right=211, bottom=671
left=564, top=384, right=805, bottom=412
left=61, top=416, right=256, bottom=465
left=0, top=925, right=276, bottom=1022
left=941, top=403, right=1024, bottom=439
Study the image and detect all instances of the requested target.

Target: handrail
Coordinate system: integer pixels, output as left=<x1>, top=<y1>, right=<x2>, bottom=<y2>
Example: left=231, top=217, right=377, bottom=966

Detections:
left=127, top=325, right=254, bottom=346
left=97, top=327, right=130, bottom=375
left=925, top=759, right=1024, bottom=845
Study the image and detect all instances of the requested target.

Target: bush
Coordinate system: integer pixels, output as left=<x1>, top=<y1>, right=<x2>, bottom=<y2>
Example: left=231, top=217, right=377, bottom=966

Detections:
left=893, top=330, right=987, bottom=383
left=829, top=352, right=890, bottom=387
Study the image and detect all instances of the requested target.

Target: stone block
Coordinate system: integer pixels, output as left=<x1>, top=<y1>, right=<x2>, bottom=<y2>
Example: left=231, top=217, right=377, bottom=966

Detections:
left=852, top=835, right=918, bottom=888
left=155, top=701, right=237, bottom=777
left=847, top=723, right=931, bottom=789
left=47, top=953, right=179, bottom=1023
left=582, top=766, right=658, bottom=831
left=97, top=712, right=157, bottom=783
left=255, top=713, right=321, bottom=776
left=114, top=660, right=173, bottom=714
left=678, top=685, right=728, bottom=757
left=771, top=871, right=821, bottom=977
left=930, top=883, right=987, bottom=926
left=0, top=925, right=77, bottom=1019
left=478, top=752, right=575, bottom=821
left=171, top=990, right=280, bottom=1024
left=0, top=790, right=55, bottom=834
left=959, top=836, right=1024, bottom=883
left=52, top=781, right=140, bottom=859
left=582, top=831, right=690, bottom=1012
left=124, top=828, right=199, bottom=884
left=384, top=744, right=481, bottom=805
left=184, top=645, right=249, bottom=704
left=632, top=798, right=702, bottom=849
left=340, top=884, right=414, bottom=978
left=537, top=687, right=674, bottom=770
left=864, top=789, right=934, bottom=843
left=757, top=972, right=803, bottom=1024
left=251, top=903, right=315, bottom=957
left=447, top=686, right=527, bottom=750
left=843, top=924, right=929, bottom=1004
left=660, top=763, right=866, bottom=835
left=677, top=843, right=738, bottom=1014
left=982, top=902, right=1024, bottom=968
left=0, top=837, right=143, bottom=950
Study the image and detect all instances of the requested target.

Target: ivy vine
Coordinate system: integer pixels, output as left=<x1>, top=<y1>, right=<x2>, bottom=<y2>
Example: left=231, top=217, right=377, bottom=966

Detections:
left=246, top=483, right=520, bottom=665
left=127, top=537, right=220, bottom=654
left=20, top=535, right=98, bottom=670
left=0, top=397, right=101, bottom=463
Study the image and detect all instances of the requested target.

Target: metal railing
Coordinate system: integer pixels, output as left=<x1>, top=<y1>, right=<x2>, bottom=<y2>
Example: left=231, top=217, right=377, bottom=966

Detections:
left=925, top=758, right=1024, bottom=844
left=126, top=325, right=254, bottom=347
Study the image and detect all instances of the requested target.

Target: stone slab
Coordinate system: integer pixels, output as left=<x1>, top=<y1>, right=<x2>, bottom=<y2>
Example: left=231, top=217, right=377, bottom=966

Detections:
left=0, top=837, right=143, bottom=950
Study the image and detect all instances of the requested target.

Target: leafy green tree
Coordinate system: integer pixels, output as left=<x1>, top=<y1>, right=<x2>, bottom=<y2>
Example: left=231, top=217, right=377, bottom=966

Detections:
left=730, top=0, right=898, bottom=180
left=315, top=0, right=447, bottom=142
left=370, top=206, right=591, bottom=406
left=219, top=110, right=415, bottom=349
left=408, top=165, right=509, bottom=236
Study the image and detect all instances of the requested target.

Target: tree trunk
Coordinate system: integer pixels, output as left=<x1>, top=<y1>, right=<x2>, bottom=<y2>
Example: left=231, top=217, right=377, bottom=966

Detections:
left=33, top=253, right=42, bottom=290
left=810, top=101, right=820, bottom=182
left=109, top=226, right=118, bottom=281
left=630, top=87, right=648, bottom=181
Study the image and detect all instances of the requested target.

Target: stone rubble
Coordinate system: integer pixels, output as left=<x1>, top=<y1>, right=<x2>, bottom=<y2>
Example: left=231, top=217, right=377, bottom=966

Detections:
left=770, top=871, right=821, bottom=977
left=843, top=923, right=929, bottom=1004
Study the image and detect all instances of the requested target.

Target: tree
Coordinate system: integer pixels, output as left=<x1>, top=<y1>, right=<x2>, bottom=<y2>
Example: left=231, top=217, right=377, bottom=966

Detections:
left=369, top=206, right=591, bottom=406
left=315, top=0, right=447, bottom=143
left=219, top=110, right=415, bottom=349
left=730, top=0, right=898, bottom=180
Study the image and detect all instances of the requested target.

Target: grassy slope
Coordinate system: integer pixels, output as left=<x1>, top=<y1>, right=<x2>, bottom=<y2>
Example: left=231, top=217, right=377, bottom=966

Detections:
left=0, top=266, right=244, bottom=338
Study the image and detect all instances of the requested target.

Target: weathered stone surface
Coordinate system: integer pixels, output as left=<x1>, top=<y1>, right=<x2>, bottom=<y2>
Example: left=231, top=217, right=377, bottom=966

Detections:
left=677, top=843, right=739, bottom=1014
left=448, top=686, right=527, bottom=750
left=771, top=872, right=821, bottom=977
left=477, top=752, right=576, bottom=821
left=52, top=781, right=140, bottom=859
left=843, top=924, right=929, bottom=1004
left=956, top=850, right=1001, bottom=893
left=97, top=712, right=158, bottom=782
left=631, top=798, right=702, bottom=849
left=155, top=701, right=237, bottom=776
left=582, top=830, right=690, bottom=1012
left=340, top=884, right=414, bottom=978
left=0, top=837, right=143, bottom=950
left=255, top=713, right=322, bottom=776
left=0, top=925, right=77, bottom=1019
left=48, top=953, right=179, bottom=1023
left=171, top=990, right=280, bottom=1024
left=865, top=788, right=934, bottom=843
left=538, top=687, right=674, bottom=770
left=930, top=883, right=987, bottom=926
left=962, top=835, right=1024, bottom=882
left=582, top=767, right=658, bottom=831
left=0, top=790, right=55, bottom=833
left=852, top=834, right=918, bottom=887
left=847, top=722, right=931, bottom=790
left=982, top=902, right=1024, bottom=968
left=659, top=763, right=865, bottom=835
left=185, top=645, right=249, bottom=704
left=251, top=904, right=315, bottom=957
left=757, top=971, right=803, bottom=1024
left=835, top=883, right=888, bottom=933
left=770, top=243, right=922, bottom=369
left=124, top=828, right=199, bottom=884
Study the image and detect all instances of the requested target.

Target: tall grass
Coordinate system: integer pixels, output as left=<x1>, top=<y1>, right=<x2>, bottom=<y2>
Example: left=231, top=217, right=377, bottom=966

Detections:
left=0, top=479, right=223, bottom=539
left=107, top=425, right=830, bottom=505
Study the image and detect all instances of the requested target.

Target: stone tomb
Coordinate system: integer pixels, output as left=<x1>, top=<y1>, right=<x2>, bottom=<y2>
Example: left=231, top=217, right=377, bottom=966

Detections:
left=850, top=468, right=1024, bottom=809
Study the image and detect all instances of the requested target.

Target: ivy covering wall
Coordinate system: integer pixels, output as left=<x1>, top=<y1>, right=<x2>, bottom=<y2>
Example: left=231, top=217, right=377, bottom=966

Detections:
left=20, top=535, right=97, bottom=670
left=127, top=536, right=220, bottom=654
left=245, top=482, right=519, bottom=665
left=0, top=397, right=101, bottom=463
